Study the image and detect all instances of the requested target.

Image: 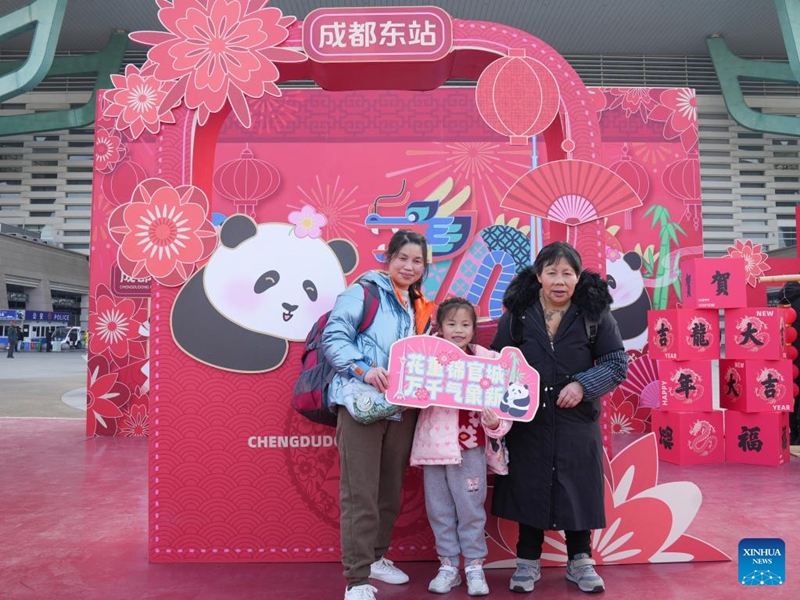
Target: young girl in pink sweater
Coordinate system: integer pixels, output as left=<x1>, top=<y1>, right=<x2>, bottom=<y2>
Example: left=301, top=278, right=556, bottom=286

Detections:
left=410, top=297, right=511, bottom=596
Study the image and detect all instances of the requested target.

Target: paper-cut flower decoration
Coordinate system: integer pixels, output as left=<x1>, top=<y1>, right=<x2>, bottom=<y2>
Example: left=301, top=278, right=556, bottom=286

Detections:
left=726, top=239, right=769, bottom=288
left=480, top=377, right=492, bottom=390
left=609, top=390, right=649, bottom=434
left=109, top=178, right=217, bottom=286
left=94, top=127, right=126, bottom=173
left=89, top=286, right=147, bottom=360
left=103, top=63, right=178, bottom=139
left=130, top=0, right=306, bottom=128
left=486, top=433, right=729, bottom=567
left=119, top=403, right=149, bottom=438
left=87, top=356, right=131, bottom=437
left=650, top=89, right=698, bottom=152
left=607, top=88, right=657, bottom=122
left=289, top=205, right=327, bottom=239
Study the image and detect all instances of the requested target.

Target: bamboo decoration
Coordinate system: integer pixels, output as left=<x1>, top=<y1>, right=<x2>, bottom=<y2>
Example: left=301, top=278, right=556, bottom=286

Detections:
left=759, top=275, right=800, bottom=284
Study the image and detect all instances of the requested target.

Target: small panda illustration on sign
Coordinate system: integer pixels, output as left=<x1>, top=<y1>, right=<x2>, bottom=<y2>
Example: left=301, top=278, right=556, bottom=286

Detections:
left=500, top=382, right=531, bottom=418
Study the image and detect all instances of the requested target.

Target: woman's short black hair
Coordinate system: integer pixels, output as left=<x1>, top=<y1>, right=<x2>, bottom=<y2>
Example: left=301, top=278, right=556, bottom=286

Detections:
left=532, top=241, right=582, bottom=276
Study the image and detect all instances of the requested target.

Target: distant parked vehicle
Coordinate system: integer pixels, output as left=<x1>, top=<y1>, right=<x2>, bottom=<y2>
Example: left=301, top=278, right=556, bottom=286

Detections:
left=53, top=326, right=84, bottom=350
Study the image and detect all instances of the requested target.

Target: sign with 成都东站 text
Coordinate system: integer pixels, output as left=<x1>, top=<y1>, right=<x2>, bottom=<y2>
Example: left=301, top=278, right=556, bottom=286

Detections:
left=302, top=6, right=453, bottom=63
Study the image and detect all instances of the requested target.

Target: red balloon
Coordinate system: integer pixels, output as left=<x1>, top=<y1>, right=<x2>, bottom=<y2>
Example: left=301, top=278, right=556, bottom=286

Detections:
left=787, top=345, right=799, bottom=361
left=794, top=383, right=800, bottom=398
left=793, top=364, right=799, bottom=380
left=785, top=326, right=798, bottom=345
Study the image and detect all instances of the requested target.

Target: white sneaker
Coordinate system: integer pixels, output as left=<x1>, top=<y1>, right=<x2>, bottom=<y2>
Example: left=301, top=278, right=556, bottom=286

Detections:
left=343, top=584, right=378, bottom=600
left=428, top=565, right=462, bottom=593
left=369, top=557, right=409, bottom=584
left=465, top=564, right=489, bottom=596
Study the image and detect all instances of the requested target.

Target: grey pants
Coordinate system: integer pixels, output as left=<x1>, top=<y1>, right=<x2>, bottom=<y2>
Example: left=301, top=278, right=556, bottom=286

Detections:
left=336, top=407, right=418, bottom=584
left=423, top=446, right=488, bottom=565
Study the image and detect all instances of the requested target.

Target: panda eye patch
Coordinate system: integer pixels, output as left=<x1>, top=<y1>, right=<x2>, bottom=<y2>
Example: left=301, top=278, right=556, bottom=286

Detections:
left=607, top=275, right=617, bottom=289
left=254, top=270, right=280, bottom=294
left=303, top=280, right=318, bottom=301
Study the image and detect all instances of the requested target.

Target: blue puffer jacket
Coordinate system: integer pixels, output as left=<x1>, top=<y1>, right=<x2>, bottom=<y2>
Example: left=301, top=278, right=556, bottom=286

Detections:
left=322, top=270, right=433, bottom=408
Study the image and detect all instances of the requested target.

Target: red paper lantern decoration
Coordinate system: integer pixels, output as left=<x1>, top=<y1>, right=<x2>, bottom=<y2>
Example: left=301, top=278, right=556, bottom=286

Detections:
left=792, top=364, right=799, bottom=380
left=213, top=146, right=280, bottom=218
left=101, top=159, right=147, bottom=206
left=787, top=346, right=799, bottom=361
left=475, top=48, right=560, bottom=145
left=786, top=326, right=798, bottom=345
left=794, top=383, right=799, bottom=398
left=610, top=144, right=649, bottom=230
left=610, top=144, right=650, bottom=202
left=782, top=306, right=797, bottom=325
left=662, top=151, right=701, bottom=229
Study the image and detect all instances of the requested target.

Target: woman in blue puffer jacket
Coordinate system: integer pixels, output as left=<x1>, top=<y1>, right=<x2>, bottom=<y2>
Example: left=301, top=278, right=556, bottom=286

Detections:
left=322, top=230, right=435, bottom=600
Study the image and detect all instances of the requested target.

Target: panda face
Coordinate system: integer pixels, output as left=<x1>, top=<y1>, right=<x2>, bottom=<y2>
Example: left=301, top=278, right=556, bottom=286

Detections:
left=606, top=250, right=645, bottom=308
left=203, top=223, right=347, bottom=341
left=506, top=383, right=529, bottom=400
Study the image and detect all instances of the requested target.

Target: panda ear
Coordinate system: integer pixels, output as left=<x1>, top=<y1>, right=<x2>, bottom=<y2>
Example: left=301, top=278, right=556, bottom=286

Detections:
left=623, top=251, right=643, bottom=271
left=328, top=239, right=358, bottom=275
left=220, top=215, right=258, bottom=249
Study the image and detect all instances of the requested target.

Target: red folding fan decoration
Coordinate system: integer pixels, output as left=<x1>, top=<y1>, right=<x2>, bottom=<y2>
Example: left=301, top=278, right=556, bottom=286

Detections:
left=501, top=160, right=643, bottom=225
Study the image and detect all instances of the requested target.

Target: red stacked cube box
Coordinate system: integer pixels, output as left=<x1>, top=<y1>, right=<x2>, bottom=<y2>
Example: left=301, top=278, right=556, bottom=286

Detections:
left=651, top=409, right=725, bottom=465
left=723, top=307, right=785, bottom=360
left=648, top=309, right=720, bottom=360
left=724, top=411, right=790, bottom=466
left=718, top=359, right=794, bottom=413
left=658, top=359, right=715, bottom=412
left=682, top=257, right=747, bottom=309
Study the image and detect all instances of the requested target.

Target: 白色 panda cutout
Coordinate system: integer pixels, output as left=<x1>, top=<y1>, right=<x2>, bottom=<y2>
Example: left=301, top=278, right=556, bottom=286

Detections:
left=171, top=214, right=358, bottom=373
left=606, top=250, right=652, bottom=352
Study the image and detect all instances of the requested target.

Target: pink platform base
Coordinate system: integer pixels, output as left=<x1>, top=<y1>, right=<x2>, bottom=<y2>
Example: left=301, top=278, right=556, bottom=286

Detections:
left=2, top=418, right=798, bottom=600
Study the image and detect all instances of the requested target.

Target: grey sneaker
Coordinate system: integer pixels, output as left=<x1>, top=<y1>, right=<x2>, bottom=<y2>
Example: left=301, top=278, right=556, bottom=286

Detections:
left=509, top=559, right=541, bottom=593
left=428, top=564, right=461, bottom=593
left=465, top=564, right=489, bottom=596
left=566, top=553, right=605, bottom=593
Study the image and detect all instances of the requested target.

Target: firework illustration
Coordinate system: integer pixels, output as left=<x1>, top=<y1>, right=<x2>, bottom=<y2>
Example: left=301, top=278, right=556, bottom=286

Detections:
left=386, top=142, right=531, bottom=222
left=290, top=175, right=362, bottom=240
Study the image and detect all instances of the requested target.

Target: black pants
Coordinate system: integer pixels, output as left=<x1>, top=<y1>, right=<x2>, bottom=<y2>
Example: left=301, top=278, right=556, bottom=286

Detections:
left=7, top=344, right=14, bottom=358
left=517, top=524, right=591, bottom=560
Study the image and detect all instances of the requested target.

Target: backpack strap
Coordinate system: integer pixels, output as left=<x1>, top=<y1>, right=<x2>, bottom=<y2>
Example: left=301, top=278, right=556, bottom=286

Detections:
left=509, top=312, right=524, bottom=347
left=584, top=314, right=599, bottom=346
left=356, top=280, right=381, bottom=334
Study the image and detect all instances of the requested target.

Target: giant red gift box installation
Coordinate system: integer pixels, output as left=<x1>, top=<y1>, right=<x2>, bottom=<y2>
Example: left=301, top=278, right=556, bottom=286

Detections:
left=651, top=257, right=793, bottom=467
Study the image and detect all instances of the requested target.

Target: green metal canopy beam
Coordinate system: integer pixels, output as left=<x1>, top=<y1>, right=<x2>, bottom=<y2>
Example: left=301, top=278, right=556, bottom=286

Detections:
left=0, top=32, right=128, bottom=136
left=776, top=0, right=800, bottom=85
left=708, top=0, right=800, bottom=138
left=0, top=0, right=68, bottom=103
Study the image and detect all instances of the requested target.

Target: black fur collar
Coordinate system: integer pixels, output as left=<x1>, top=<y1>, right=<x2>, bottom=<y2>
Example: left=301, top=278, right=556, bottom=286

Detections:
left=503, top=267, right=613, bottom=322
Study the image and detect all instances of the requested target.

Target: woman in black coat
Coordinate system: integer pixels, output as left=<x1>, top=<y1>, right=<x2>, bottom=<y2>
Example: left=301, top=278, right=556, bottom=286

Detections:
left=491, top=242, right=628, bottom=594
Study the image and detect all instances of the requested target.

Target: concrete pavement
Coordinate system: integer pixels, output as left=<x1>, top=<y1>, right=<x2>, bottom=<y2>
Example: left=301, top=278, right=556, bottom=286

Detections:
left=0, top=348, right=87, bottom=418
